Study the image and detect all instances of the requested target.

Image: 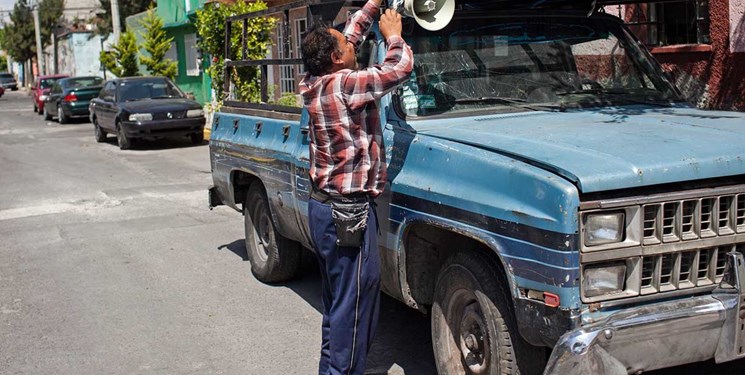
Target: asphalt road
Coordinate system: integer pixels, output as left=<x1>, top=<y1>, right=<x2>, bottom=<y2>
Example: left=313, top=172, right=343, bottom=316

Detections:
left=1, top=89, right=743, bottom=374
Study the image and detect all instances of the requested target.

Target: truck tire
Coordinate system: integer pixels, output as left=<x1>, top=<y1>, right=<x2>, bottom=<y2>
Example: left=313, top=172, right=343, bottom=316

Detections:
left=243, top=183, right=301, bottom=283
left=431, top=251, right=545, bottom=375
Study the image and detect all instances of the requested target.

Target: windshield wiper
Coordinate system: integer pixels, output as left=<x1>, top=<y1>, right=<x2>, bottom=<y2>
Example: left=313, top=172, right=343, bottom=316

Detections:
left=453, top=96, right=565, bottom=112
left=151, top=95, right=177, bottom=99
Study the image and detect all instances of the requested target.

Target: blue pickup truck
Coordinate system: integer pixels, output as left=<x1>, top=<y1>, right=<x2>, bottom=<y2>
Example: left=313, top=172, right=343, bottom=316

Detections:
left=208, top=1, right=745, bottom=373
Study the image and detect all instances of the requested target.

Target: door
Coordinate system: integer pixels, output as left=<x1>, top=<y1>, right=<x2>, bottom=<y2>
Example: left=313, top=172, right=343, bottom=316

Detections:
left=95, top=81, right=117, bottom=130
left=48, top=83, right=63, bottom=114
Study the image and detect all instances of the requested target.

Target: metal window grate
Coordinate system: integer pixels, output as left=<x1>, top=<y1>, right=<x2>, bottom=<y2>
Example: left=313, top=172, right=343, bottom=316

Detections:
left=681, top=200, right=697, bottom=239
left=641, top=256, right=655, bottom=288
left=636, top=244, right=743, bottom=297
left=679, top=251, right=694, bottom=285
left=737, top=195, right=745, bottom=231
left=698, top=248, right=711, bottom=281
left=715, top=247, right=728, bottom=278
left=719, top=196, right=734, bottom=234
left=660, top=253, right=674, bottom=286
left=700, top=198, right=715, bottom=236
left=662, top=202, right=679, bottom=241
left=644, top=204, right=660, bottom=242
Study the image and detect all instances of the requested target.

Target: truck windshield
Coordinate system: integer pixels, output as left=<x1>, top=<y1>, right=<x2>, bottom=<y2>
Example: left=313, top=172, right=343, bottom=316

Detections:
left=398, top=14, right=680, bottom=117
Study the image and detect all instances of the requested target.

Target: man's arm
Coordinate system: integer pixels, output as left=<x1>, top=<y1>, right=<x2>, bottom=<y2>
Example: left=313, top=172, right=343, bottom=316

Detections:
left=343, top=0, right=382, bottom=50
left=342, top=9, right=414, bottom=112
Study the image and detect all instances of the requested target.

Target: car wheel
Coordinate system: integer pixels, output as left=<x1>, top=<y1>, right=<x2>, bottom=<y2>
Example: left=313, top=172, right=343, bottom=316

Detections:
left=243, top=183, right=301, bottom=283
left=43, top=106, right=53, bottom=121
left=93, top=118, right=107, bottom=143
left=189, top=132, right=204, bottom=144
left=57, top=106, right=68, bottom=124
left=116, top=122, right=131, bottom=150
left=431, top=251, right=545, bottom=375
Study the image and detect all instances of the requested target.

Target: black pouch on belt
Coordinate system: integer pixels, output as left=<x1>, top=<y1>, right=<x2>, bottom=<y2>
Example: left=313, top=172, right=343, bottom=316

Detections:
left=330, top=201, right=369, bottom=248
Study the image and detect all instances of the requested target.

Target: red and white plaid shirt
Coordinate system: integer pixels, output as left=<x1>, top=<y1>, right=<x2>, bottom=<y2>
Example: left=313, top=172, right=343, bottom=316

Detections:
left=299, top=1, right=413, bottom=197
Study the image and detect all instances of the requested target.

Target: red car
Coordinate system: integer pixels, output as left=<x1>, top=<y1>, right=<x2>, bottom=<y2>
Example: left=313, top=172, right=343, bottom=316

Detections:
left=32, top=74, right=68, bottom=114
left=0, top=86, right=4, bottom=98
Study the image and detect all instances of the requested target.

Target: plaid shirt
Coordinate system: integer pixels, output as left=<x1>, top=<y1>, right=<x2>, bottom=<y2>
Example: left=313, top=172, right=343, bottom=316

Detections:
left=299, top=1, right=413, bottom=197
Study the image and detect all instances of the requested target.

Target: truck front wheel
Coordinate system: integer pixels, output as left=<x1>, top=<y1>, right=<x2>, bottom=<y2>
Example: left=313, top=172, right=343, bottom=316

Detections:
left=431, top=251, right=545, bottom=375
left=243, top=183, right=301, bottom=283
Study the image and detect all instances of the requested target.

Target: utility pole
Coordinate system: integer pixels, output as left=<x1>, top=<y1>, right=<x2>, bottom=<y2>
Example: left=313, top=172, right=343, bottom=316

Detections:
left=32, top=6, right=44, bottom=76
left=111, top=0, right=121, bottom=43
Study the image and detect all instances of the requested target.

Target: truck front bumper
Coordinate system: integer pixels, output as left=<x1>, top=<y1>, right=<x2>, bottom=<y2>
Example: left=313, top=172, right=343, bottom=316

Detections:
left=545, top=251, right=745, bottom=375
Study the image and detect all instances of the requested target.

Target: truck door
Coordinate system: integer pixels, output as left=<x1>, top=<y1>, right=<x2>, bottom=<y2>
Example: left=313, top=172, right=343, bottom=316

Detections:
left=290, top=109, right=313, bottom=249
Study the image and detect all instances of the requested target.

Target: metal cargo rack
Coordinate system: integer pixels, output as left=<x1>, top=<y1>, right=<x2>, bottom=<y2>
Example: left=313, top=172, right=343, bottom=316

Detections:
left=221, top=0, right=663, bottom=113
left=222, top=0, right=367, bottom=113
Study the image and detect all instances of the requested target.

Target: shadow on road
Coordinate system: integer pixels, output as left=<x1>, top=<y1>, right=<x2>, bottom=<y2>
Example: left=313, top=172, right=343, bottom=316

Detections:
left=217, top=239, right=437, bottom=374
left=103, top=136, right=207, bottom=151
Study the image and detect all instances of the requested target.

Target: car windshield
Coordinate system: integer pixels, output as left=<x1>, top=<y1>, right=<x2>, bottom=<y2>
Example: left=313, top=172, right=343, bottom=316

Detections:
left=117, top=79, right=184, bottom=102
left=398, top=14, right=680, bottom=118
left=40, top=78, right=61, bottom=89
left=65, top=77, right=104, bottom=88
left=0, top=73, right=13, bottom=79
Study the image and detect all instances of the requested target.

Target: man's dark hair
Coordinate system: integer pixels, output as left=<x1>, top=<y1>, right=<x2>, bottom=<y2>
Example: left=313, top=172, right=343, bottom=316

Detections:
left=301, top=23, right=340, bottom=77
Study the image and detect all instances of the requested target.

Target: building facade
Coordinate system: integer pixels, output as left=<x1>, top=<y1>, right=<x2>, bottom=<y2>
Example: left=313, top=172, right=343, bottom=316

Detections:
left=614, top=0, right=745, bottom=111
left=127, top=0, right=211, bottom=104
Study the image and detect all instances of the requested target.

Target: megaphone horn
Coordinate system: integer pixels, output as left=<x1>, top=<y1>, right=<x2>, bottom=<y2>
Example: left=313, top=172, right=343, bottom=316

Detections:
left=392, top=0, right=455, bottom=31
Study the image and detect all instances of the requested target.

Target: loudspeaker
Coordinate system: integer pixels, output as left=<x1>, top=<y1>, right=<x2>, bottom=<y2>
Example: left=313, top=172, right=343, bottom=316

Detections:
left=396, top=0, right=455, bottom=31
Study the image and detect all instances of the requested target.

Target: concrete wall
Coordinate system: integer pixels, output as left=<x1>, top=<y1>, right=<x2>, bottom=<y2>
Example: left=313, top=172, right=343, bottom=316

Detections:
left=51, top=32, right=109, bottom=78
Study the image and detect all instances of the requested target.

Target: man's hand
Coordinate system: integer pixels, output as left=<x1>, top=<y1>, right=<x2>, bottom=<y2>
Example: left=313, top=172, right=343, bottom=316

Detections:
left=379, top=9, right=402, bottom=40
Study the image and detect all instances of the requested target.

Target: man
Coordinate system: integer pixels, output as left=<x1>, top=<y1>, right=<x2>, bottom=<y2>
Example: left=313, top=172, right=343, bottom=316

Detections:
left=299, top=1, right=413, bottom=374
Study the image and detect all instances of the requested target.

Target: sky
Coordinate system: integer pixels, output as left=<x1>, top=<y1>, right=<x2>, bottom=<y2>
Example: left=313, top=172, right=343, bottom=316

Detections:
left=0, top=0, right=15, bottom=24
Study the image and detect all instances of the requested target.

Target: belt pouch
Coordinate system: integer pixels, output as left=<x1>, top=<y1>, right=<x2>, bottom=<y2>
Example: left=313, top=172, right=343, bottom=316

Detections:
left=330, top=201, right=369, bottom=248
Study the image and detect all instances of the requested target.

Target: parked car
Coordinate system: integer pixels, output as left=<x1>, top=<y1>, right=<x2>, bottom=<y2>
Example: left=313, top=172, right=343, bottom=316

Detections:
left=32, top=74, right=69, bottom=114
left=89, top=77, right=205, bottom=149
left=0, top=72, right=18, bottom=91
left=43, top=76, right=103, bottom=123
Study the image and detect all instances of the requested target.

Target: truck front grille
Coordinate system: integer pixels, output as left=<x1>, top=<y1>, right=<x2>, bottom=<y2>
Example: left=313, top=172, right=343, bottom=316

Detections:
left=642, top=194, right=745, bottom=244
left=639, top=244, right=744, bottom=294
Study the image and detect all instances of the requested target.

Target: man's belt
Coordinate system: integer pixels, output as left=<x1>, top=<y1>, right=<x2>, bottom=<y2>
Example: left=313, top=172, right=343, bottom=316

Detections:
left=310, top=184, right=371, bottom=204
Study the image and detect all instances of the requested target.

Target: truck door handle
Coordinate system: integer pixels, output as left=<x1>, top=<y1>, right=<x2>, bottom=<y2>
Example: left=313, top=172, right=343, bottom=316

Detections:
left=300, top=126, right=309, bottom=134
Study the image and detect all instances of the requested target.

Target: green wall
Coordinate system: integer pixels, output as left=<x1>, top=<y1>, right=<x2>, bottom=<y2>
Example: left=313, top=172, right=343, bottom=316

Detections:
left=125, top=2, right=211, bottom=105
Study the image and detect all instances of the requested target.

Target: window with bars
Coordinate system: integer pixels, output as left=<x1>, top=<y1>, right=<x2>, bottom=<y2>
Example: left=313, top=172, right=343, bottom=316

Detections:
left=625, top=0, right=710, bottom=46
left=184, top=34, right=199, bottom=76
left=295, top=18, right=307, bottom=75
left=277, top=22, right=296, bottom=94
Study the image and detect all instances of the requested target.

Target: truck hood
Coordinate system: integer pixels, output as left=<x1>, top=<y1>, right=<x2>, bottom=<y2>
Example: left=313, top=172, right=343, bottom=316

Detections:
left=412, top=105, right=745, bottom=193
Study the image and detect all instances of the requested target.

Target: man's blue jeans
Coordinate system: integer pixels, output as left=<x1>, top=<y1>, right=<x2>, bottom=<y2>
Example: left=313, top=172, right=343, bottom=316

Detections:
left=308, top=198, right=381, bottom=375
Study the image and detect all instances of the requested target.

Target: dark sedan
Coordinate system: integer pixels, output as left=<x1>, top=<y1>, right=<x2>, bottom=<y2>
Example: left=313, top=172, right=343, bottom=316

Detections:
left=43, top=76, right=103, bottom=123
left=89, top=77, right=205, bottom=150
left=0, top=72, right=18, bottom=91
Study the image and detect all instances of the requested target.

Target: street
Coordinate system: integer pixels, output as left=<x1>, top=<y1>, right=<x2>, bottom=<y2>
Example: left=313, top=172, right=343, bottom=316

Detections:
left=1, top=88, right=744, bottom=374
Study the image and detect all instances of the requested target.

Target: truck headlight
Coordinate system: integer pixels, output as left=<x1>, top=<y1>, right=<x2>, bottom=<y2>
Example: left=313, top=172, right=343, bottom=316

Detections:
left=186, top=109, right=204, bottom=118
left=583, top=262, right=626, bottom=298
left=584, top=212, right=625, bottom=246
left=129, top=113, right=152, bottom=122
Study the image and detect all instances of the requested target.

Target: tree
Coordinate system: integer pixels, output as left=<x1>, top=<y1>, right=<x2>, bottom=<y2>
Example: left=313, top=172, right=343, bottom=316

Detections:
left=195, top=0, right=276, bottom=102
left=100, top=30, right=140, bottom=77
left=39, top=0, right=64, bottom=48
left=93, top=0, right=154, bottom=37
left=5, top=0, right=35, bottom=63
left=139, top=8, right=177, bottom=79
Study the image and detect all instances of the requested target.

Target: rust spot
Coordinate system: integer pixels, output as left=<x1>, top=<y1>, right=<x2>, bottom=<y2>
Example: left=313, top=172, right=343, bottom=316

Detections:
left=588, top=302, right=601, bottom=312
